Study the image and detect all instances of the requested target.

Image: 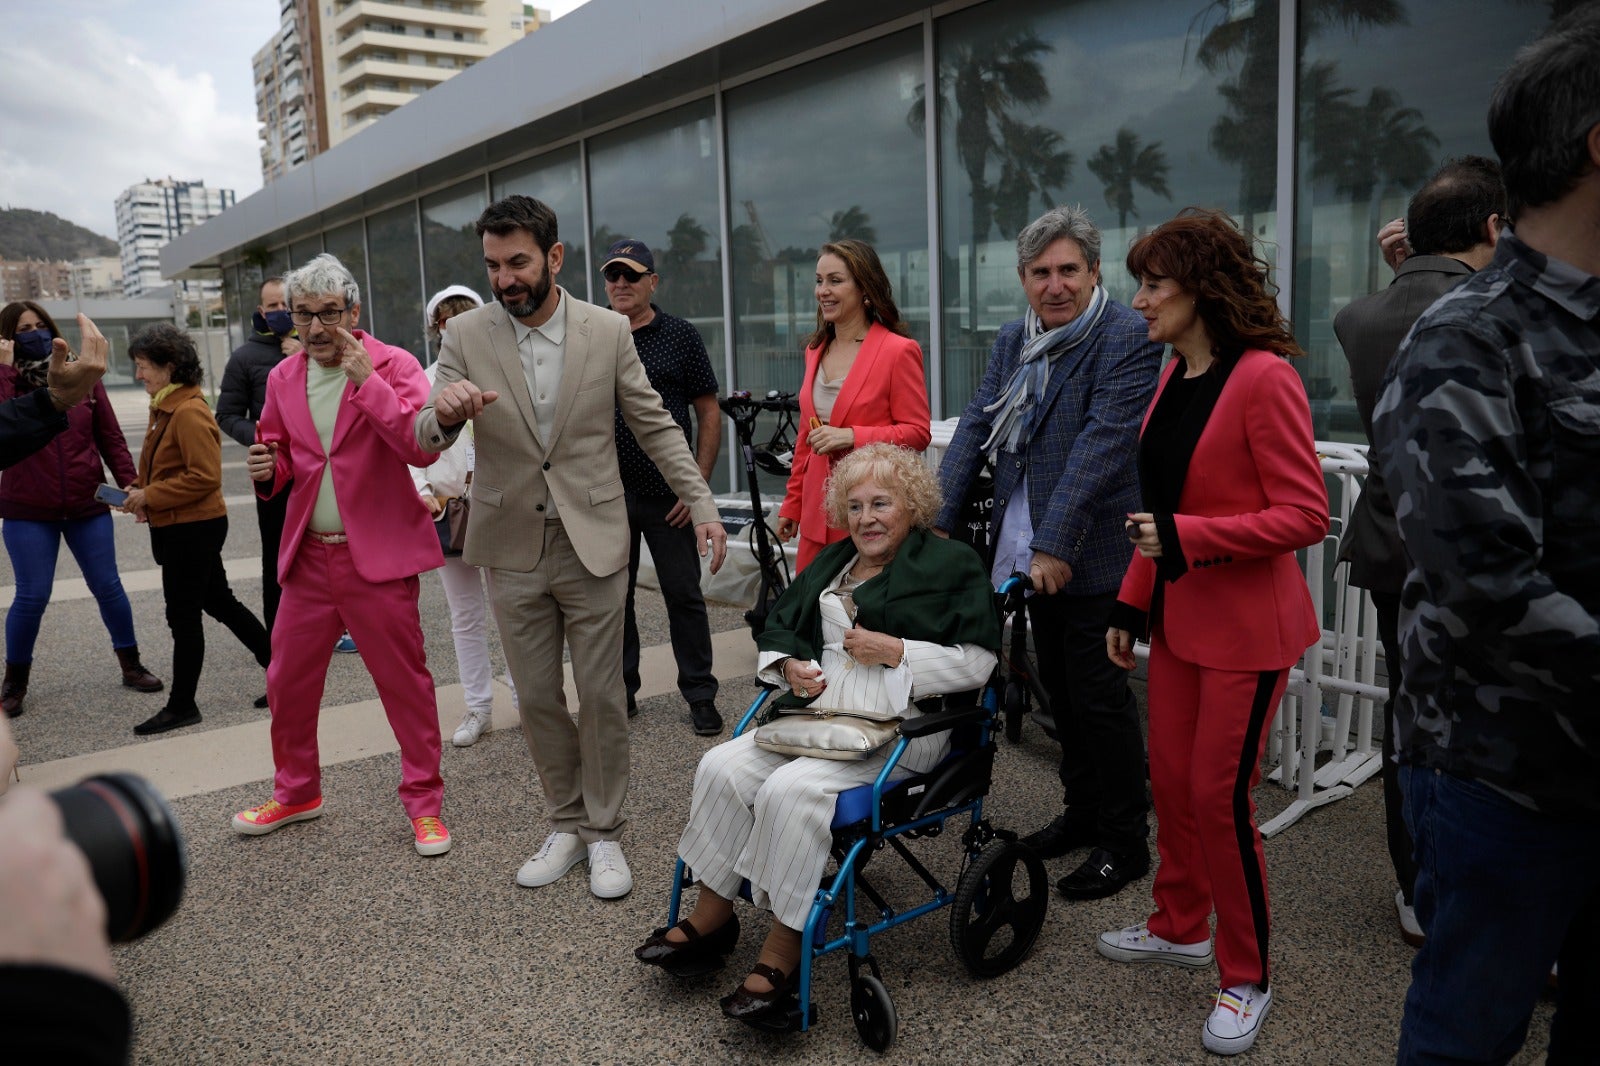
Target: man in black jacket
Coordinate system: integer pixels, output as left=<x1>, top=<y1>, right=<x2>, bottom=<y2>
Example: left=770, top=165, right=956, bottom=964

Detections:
left=1332, top=156, right=1505, bottom=950
left=216, top=277, right=302, bottom=634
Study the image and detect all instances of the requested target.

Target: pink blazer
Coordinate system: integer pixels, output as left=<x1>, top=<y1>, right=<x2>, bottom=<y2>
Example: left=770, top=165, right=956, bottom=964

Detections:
left=256, top=331, right=443, bottom=585
left=1117, top=350, right=1328, bottom=672
left=780, top=321, right=931, bottom=549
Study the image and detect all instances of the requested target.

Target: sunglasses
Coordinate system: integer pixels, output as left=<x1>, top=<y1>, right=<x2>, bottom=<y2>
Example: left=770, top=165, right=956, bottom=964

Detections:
left=603, top=266, right=649, bottom=284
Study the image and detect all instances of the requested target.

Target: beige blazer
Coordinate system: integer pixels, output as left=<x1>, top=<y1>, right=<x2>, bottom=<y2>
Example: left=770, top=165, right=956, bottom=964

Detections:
left=414, top=289, right=717, bottom=576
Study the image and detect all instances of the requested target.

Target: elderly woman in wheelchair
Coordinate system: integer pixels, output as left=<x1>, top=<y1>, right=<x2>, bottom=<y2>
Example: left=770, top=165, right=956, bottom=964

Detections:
left=635, top=443, right=1002, bottom=1027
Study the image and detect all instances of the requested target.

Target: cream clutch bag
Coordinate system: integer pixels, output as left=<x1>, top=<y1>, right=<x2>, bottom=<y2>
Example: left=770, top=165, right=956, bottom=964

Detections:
left=752, top=709, right=902, bottom=761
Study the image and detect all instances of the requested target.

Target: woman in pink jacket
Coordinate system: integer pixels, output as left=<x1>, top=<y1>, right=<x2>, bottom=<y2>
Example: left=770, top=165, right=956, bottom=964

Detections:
left=774, top=240, right=931, bottom=572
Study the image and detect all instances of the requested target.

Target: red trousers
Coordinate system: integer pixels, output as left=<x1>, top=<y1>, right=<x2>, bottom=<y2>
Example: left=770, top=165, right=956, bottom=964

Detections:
left=1144, top=634, right=1287, bottom=990
left=266, top=537, right=443, bottom=819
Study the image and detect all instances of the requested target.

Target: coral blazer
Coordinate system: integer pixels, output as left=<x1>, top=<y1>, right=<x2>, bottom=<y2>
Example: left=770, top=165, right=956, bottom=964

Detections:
left=780, top=321, right=931, bottom=548
left=1117, top=350, right=1328, bottom=672
left=256, top=330, right=444, bottom=586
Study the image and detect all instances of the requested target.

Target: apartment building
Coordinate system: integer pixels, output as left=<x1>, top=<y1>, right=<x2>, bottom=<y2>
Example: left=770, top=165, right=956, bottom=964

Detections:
left=255, top=0, right=326, bottom=183
left=115, top=179, right=235, bottom=298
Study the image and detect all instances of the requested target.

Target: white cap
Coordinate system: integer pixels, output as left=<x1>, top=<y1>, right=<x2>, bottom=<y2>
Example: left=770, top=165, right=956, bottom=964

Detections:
left=424, top=285, right=484, bottom=329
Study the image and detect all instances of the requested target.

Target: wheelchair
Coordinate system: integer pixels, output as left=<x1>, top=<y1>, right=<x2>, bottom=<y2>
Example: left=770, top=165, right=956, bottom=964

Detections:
left=660, top=577, right=1049, bottom=1051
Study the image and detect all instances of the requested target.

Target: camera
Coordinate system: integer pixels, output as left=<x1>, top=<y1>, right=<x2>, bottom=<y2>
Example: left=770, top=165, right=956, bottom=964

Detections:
left=49, top=773, right=188, bottom=942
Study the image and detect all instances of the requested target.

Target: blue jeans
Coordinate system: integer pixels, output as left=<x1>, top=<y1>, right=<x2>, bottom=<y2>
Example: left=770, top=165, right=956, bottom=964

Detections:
left=1398, top=766, right=1600, bottom=1065
left=3, top=513, right=139, bottom=662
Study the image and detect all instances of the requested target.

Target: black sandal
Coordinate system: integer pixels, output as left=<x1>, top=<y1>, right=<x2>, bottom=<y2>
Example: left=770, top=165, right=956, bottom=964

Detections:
left=720, top=962, right=797, bottom=1020
left=635, top=914, right=740, bottom=977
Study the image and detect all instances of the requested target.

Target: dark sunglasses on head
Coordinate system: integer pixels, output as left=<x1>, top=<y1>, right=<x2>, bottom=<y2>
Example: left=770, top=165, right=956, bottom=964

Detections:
left=603, top=266, right=648, bottom=284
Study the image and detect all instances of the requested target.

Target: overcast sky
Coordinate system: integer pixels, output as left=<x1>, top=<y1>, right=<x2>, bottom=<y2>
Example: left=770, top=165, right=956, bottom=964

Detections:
left=0, top=0, right=590, bottom=243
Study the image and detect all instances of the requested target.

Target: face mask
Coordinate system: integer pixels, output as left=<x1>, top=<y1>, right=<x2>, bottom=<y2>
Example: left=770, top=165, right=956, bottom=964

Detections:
left=264, top=310, right=295, bottom=336
left=13, top=330, right=53, bottom=361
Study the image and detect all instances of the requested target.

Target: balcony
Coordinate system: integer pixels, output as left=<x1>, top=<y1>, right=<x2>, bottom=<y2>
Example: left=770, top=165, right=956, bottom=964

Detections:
left=339, top=86, right=416, bottom=113
left=337, top=57, right=453, bottom=91
left=334, top=28, right=490, bottom=63
left=330, top=0, right=488, bottom=34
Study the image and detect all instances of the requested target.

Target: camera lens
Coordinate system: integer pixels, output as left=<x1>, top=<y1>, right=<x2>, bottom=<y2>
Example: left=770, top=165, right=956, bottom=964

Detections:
left=49, top=774, right=188, bottom=943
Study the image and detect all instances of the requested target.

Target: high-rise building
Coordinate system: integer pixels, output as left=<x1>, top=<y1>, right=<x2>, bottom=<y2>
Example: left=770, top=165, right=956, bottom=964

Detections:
left=115, top=178, right=236, bottom=299
left=319, top=0, right=540, bottom=147
left=255, top=0, right=325, bottom=183
left=70, top=257, right=125, bottom=301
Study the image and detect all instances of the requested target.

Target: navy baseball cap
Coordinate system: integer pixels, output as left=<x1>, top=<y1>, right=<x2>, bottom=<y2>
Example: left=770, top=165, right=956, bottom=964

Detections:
left=602, top=239, right=655, bottom=274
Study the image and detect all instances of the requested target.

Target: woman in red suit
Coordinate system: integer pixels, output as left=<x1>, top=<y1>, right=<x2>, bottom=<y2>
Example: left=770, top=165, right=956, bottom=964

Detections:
left=774, top=239, right=930, bottom=571
left=1096, top=209, right=1327, bottom=1057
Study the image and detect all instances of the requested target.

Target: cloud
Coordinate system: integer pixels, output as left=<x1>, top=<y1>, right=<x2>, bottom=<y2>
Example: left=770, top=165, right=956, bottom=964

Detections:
left=0, top=17, right=263, bottom=242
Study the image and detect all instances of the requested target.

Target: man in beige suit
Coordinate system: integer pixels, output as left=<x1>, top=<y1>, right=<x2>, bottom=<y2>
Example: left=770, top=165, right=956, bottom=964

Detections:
left=415, top=195, right=727, bottom=899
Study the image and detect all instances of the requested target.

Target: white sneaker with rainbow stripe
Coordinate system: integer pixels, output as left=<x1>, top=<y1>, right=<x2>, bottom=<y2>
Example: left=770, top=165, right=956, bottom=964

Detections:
left=1203, top=982, right=1271, bottom=1055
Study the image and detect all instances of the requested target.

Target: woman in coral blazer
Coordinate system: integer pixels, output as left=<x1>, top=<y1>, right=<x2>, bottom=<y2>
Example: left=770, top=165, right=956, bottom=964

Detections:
left=775, top=239, right=931, bottom=571
left=1097, top=211, right=1328, bottom=1058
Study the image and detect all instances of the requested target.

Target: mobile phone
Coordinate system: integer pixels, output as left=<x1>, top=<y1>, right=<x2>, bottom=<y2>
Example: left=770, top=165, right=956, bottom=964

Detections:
left=95, top=484, right=130, bottom=507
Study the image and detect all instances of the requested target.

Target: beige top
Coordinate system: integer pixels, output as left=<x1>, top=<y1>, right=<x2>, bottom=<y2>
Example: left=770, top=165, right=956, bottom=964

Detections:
left=306, top=360, right=347, bottom=532
left=511, top=292, right=567, bottom=518
left=812, top=362, right=844, bottom=423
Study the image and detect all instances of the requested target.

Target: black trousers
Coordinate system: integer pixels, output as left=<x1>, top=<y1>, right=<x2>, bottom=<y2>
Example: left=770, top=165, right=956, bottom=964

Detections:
left=1028, top=589, right=1150, bottom=856
left=255, top=489, right=289, bottom=636
left=1372, top=589, right=1419, bottom=903
left=150, top=516, right=271, bottom=712
left=623, top=493, right=718, bottom=704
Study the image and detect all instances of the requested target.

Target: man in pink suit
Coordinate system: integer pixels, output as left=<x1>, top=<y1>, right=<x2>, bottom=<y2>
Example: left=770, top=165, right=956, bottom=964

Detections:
left=233, top=253, right=452, bottom=858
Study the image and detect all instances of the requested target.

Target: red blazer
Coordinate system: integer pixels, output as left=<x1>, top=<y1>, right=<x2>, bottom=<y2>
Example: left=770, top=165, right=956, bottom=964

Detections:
left=1117, top=350, right=1327, bottom=672
left=256, top=331, right=443, bottom=586
left=780, top=322, right=931, bottom=548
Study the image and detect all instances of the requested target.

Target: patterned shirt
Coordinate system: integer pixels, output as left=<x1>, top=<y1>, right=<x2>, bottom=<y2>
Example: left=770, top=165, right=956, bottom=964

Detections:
left=1372, top=231, right=1600, bottom=817
left=613, top=305, right=718, bottom=499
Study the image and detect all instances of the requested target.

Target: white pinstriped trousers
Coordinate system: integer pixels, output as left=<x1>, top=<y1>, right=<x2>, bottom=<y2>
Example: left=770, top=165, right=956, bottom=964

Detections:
left=677, top=730, right=949, bottom=930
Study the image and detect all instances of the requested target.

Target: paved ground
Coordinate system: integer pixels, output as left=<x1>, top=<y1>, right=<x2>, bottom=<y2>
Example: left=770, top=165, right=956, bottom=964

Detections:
left=5, top=387, right=1551, bottom=1064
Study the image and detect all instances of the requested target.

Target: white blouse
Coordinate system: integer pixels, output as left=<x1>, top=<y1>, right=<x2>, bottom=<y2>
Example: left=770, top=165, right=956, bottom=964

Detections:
left=756, top=554, right=996, bottom=716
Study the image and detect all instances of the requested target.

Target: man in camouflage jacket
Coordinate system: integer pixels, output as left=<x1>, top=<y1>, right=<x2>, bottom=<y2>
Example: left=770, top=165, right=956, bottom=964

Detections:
left=1372, top=7, right=1600, bottom=1062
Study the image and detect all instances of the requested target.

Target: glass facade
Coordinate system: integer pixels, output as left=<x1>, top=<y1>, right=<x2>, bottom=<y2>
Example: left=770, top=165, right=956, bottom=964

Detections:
left=936, top=0, right=1279, bottom=408
left=726, top=28, right=929, bottom=401
left=491, top=146, right=588, bottom=302
left=201, top=0, right=1557, bottom=429
left=289, top=234, right=324, bottom=267
left=1293, top=0, right=1564, bottom=439
left=420, top=178, right=491, bottom=363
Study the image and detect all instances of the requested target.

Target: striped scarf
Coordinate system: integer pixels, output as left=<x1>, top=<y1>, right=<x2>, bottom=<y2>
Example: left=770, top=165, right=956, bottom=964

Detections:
left=980, top=286, right=1108, bottom=457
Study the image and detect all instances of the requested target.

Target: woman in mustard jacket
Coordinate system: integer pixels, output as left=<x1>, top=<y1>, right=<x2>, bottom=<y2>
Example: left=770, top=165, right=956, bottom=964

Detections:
left=774, top=239, right=930, bottom=572
left=124, top=324, right=271, bottom=735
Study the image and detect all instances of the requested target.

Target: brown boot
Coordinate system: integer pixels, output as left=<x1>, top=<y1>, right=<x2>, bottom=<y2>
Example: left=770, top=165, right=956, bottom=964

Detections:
left=115, top=647, right=164, bottom=693
left=3, top=662, right=29, bottom=717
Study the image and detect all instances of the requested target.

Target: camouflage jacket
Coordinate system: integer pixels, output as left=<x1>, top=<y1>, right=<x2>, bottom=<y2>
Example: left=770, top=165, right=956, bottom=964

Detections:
left=1372, top=231, right=1600, bottom=818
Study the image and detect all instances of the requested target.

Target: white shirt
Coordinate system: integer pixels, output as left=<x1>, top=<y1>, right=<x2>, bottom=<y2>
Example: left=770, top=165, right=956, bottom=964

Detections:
left=511, top=290, right=567, bottom=517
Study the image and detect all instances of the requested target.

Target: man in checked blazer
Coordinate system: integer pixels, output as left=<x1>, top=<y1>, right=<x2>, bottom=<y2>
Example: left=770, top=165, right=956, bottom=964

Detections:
left=415, top=195, right=727, bottom=900
left=937, top=205, right=1162, bottom=900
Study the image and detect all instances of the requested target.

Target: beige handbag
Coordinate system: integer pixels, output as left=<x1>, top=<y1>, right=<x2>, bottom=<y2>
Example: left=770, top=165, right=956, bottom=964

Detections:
left=752, top=708, right=902, bottom=761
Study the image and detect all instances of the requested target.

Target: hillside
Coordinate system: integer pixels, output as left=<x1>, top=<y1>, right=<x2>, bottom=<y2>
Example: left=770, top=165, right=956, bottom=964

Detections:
left=0, top=208, right=119, bottom=261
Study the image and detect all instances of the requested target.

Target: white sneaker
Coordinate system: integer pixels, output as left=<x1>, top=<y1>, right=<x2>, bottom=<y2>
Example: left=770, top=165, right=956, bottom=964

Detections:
left=1395, top=889, right=1424, bottom=947
left=1203, top=983, right=1271, bottom=1055
left=452, top=709, right=492, bottom=747
left=1096, top=924, right=1214, bottom=968
left=515, top=831, right=586, bottom=887
left=587, top=839, right=633, bottom=899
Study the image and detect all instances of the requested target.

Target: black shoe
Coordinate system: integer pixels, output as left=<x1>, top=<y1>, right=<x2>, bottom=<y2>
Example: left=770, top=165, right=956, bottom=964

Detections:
left=1022, top=814, right=1096, bottom=859
left=627, top=693, right=639, bottom=719
left=253, top=693, right=269, bottom=709
left=690, top=699, right=723, bottom=737
left=636, top=914, right=741, bottom=976
left=134, top=705, right=202, bottom=736
left=720, top=962, right=798, bottom=1022
left=1056, top=846, right=1150, bottom=900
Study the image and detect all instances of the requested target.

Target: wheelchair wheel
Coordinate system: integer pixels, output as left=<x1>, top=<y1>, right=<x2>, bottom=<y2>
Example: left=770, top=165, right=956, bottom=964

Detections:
left=950, top=838, right=1048, bottom=978
left=851, top=973, right=898, bottom=1052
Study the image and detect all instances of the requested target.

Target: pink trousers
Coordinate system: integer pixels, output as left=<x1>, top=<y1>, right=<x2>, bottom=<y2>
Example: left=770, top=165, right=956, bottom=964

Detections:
left=266, top=537, right=442, bottom=819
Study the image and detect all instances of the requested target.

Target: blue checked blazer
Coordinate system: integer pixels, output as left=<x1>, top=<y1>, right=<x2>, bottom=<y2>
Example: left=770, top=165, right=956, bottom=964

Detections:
left=936, top=302, right=1163, bottom=596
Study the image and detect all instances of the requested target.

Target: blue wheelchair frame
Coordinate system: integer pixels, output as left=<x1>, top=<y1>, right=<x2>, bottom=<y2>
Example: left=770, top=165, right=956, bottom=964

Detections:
left=663, top=576, right=1047, bottom=1050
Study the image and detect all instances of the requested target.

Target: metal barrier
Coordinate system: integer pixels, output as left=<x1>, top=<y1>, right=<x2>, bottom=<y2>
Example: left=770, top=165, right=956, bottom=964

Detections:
left=925, top=422, right=1386, bottom=837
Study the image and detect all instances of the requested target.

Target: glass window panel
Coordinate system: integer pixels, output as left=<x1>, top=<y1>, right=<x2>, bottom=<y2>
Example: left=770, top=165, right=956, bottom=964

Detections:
left=726, top=29, right=930, bottom=406
left=323, top=219, right=370, bottom=322
left=223, top=262, right=246, bottom=349
left=421, top=178, right=490, bottom=363
left=588, top=99, right=730, bottom=490
left=1293, top=0, right=1555, bottom=441
left=289, top=234, right=324, bottom=266
left=935, top=0, right=1280, bottom=414
left=363, top=201, right=426, bottom=360
left=491, top=146, right=587, bottom=300
left=262, top=246, right=291, bottom=282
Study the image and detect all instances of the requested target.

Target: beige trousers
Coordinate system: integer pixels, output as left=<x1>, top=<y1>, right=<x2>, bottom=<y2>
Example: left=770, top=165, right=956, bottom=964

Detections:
left=491, top=521, right=629, bottom=843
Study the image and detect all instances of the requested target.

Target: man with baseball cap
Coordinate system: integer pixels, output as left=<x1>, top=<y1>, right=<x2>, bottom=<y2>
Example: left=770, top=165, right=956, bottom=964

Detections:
left=601, top=238, right=723, bottom=737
